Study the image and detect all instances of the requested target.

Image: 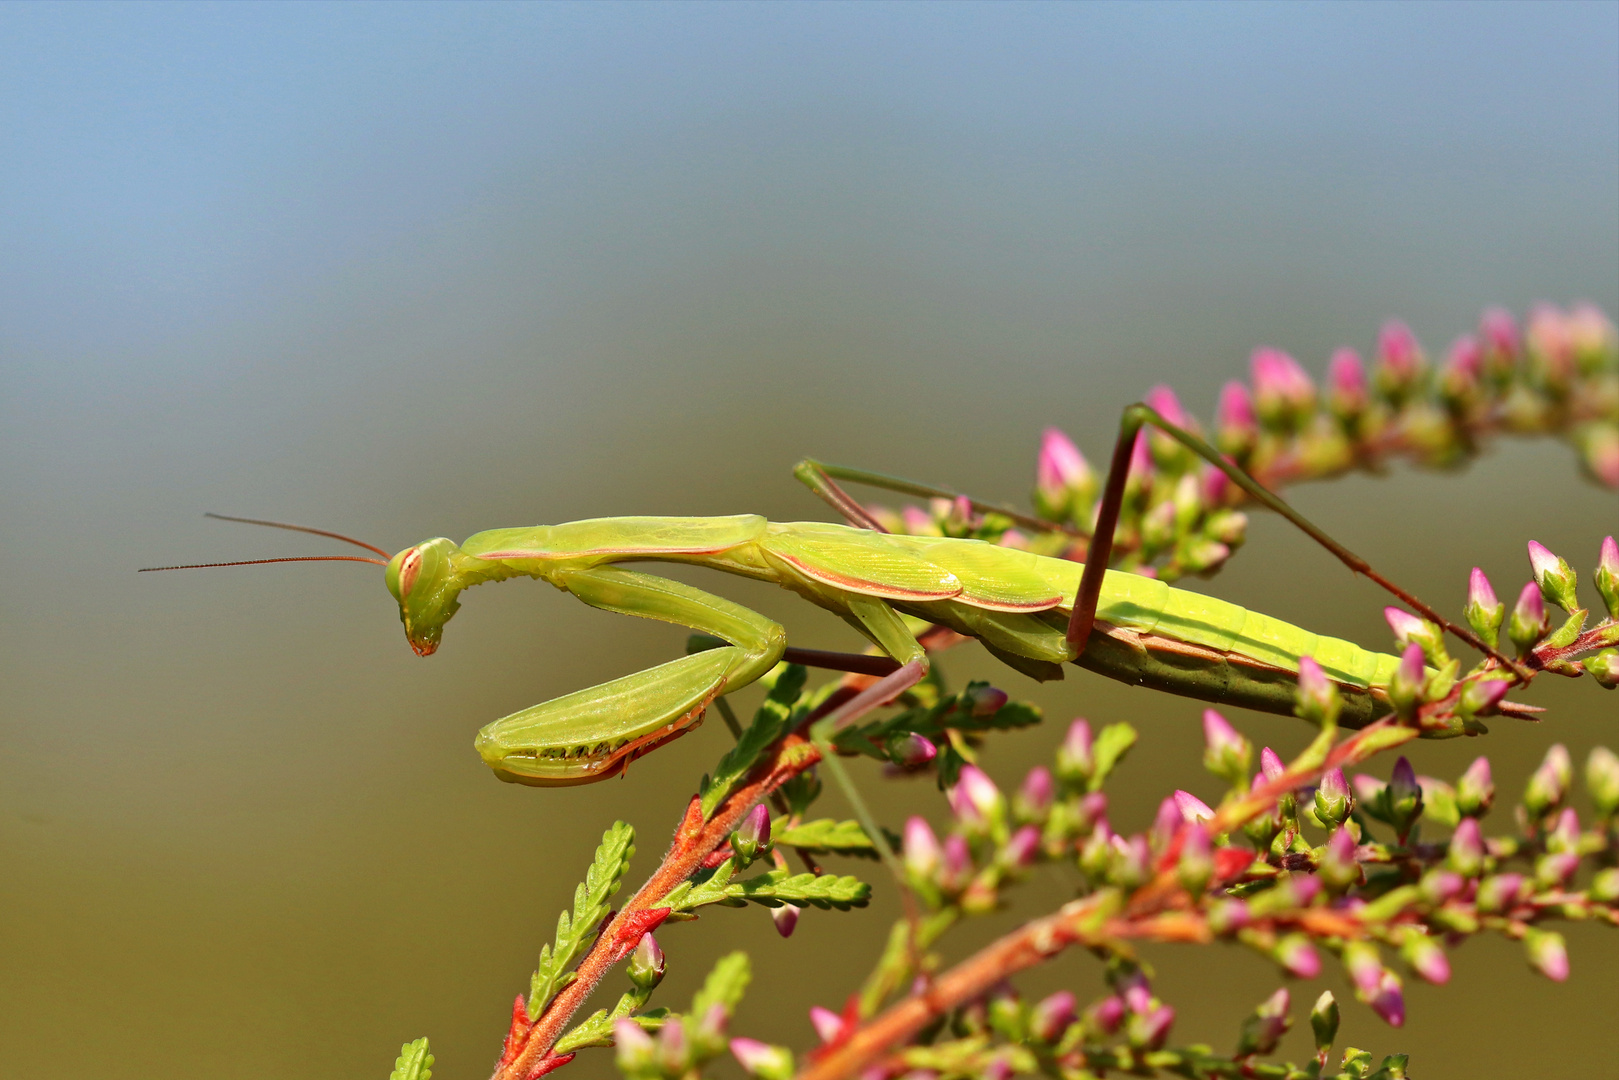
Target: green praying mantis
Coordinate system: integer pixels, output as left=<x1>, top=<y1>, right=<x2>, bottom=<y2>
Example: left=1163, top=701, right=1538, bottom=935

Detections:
left=145, top=406, right=1536, bottom=787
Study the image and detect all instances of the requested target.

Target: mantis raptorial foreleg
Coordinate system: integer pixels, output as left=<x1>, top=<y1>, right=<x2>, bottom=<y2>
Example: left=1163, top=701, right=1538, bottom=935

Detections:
left=475, top=567, right=787, bottom=784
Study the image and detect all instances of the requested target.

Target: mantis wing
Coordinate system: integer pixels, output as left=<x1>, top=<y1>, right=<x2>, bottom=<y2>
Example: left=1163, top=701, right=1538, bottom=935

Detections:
left=761, top=523, right=962, bottom=601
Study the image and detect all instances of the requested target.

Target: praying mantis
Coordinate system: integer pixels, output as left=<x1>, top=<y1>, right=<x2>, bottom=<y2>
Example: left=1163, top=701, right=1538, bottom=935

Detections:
left=145, top=406, right=1536, bottom=787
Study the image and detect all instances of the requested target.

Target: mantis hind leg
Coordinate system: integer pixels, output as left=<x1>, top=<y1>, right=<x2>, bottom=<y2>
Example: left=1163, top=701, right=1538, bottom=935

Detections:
left=476, top=567, right=786, bottom=786
left=1067, top=404, right=1527, bottom=677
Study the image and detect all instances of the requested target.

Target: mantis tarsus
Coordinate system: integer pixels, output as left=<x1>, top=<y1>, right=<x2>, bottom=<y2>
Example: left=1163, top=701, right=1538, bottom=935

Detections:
left=145, top=406, right=1534, bottom=788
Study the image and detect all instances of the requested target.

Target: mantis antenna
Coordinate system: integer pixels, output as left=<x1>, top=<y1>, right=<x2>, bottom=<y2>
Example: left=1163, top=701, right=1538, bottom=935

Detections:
left=138, top=513, right=390, bottom=571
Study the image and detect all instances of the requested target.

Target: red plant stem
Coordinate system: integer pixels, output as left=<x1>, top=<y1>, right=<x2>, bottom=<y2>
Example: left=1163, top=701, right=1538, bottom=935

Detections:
left=796, top=720, right=1417, bottom=1080
left=494, top=729, right=827, bottom=1080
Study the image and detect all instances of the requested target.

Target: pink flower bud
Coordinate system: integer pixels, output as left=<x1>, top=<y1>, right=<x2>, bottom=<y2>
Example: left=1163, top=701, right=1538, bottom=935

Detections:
left=1177, top=823, right=1213, bottom=895
left=1058, top=718, right=1094, bottom=780
left=627, top=932, right=666, bottom=989
left=887, top=733, right=938, bottom=768
left=1421, top=869, right=1465, bottom=904
left=1368, top=970, right=1405, bottom=1027
left=1480, top=307, right=1519, bottom=360
left=1384, top=607, right=1428, bottom=647
left=1259, top=747, right=1286, bottom=782
left=1447, top=816, right=1485, bottom=876
left=1251, top=347, right=1315, bottom=420
left=1151, top=796, right=1183, bottom=849
left=771, top=904, right=800, bottom=938
left=730, top=1038, right=793, bottom=1079
left=1202, top=708, right=1242, bottom=756
left=1377, top=320, right=1424, bottom=382
left=615, top=1017, right=655, bottom=1059
left=1031, top=990, right=1077, bottom=1042
left=1446, top=335, right=1483, bottom=379
left=965, top=685, right=1008, bottom=717
left=1276, top=935, right=1320, bottom=978
left=1132, top=1004, right=1175, bottom=1049
left=1005, top=825, right=1041, bottom=868
left=1089, top=995, right=1126, bottom=1034
left=942, top=834, right=972, bottom=888
left=949, top=765, right=1002, bottom=825
left=1597, top=536, right=1619, bottom=617
left=1527, top=304, right=1576, bottom=384
left=1144, top=384, right=1190, bottom=428
left=1216, top=380, right=1258, bottom=442
left=734, top=803, right=771, bottom=859
left=1343, top=942, right=1383, bottom=994
left=1526, top=929, right=1569, bottom=982
left=1328, top=347, right=1368, bottom=413
left=1476, top=872, right=1527, bottom=913
left=1403, top=932, right=1450, bottom=985
left=1018, top=766, right=1053, bottom=817
left=1468, top=567, right=1499, bottom=612
left=902, top=816, right=942, bottom=879
left=809, top=1006, right=846, bottom=1044
left=1173, top=789, right=1215, bottom=823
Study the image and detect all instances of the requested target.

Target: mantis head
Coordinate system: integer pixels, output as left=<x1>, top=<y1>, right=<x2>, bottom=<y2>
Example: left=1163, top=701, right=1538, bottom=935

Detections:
left=386, top=537, right=466, bottom=655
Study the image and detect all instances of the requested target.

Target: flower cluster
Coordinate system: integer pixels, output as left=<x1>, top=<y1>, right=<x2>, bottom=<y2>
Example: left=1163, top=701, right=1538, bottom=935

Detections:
left=865, top=305, right=1617, bottom=584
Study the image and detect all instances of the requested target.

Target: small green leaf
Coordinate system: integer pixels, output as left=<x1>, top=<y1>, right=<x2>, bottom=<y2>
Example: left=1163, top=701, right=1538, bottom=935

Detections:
left=528, top=821, right=637, bottom=1020
left=701, top=666, right=808, bottom=816
left=669, top=863, right=871, bottom=912
left=774, top=818, right=874, bottom=854
left=1089, top=722, right=1138, bottom=790
left=690, top=951, right=752, bottom=1021
left=388, top=1038, right=433, bottom=1080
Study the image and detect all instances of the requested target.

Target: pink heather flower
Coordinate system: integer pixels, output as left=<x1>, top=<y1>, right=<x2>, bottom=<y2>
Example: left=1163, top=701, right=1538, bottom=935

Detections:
left=1586, top=428, right=1619, bottom=489
left=1216, top=380, right=1258, bottom=438
left=730, top=1038, right=792, bottom=1079
left=657, top=1016, right=687, bottom=1060
left=1458, top=756, right=1492, bottom=805
left=1538, top=852, right=1580, bottom=888
left=887, top=733, right=937, bottom=768
left=1151, top=796, right=1184, bottom=848
left=1390, top=756, right=1421, bottom=800
left=1089, top=995, right=1126, bottom=1034
left=1384, top=606, right=1427, bottom=647
left=1127, top=429, right=1153, bottom=480
left=965, top=685, right=1008, bottom=717
left=1514, top=579, right=1546, bottom=627
left=1443, top=335, right=1483, bottom=384
left=1480, top=307, right=1519, bottom=359
left=1005, top=825, right=1041, bottom=868
left=1276, top=935, right=1321, bottom=978
left=902, top=816, right=941, bottom=879
left=901, top=506, right=936, bottom=535
left=1527, top=304, right=1575, bottom=379
left=1550, top=807, right=1581, bottom=852
left=1259, top=746, right=1286, bottom=782
left=615, top=1017, right=655, bottom=1058
left=1078, top=791, right=1108, bottom=829
left=1343, top=943, right=1383, bottom=994
left=1202, top=709, right=1243, bottom=758
left=1352, top=773, right=1387, bottom=804
left=1327, top=347, right=1368, bottom=412
left=1031, top=990, right=1077, bottom=1043
left=1601, top=535, right=1619, bottom=577
left=1447, top=816, right=1484, bottom=875
left=1422, top=870, right=1465, bottom=904
left=1526, top=540, right=1560, bottom=584
left=736, top=803, right=771, bottom=853
left=1123, top=982, right=1153, bottom=1015
left=770, top=903, right=799, bottom=938
left=1036, top=428, right=1090, bottom=502
left=1320, top=823, right=1358, bottom=878
left=1368, top=970, right=1405, bottom=1027
left=949, top=765, right=1002, bottom=825
left=1377, top=320, right=1424, bottom=381
left=1019, top=766, right=1054, bottom=816
left=941, top=834, right=972, bottom=888
left=1405, top=933, right=1451, bottom=985
left=1527, top=930, right=1570, bottom=982
left=628, top=932, right=666, bottom=987
left=1200, top=462, right=1232, bottom=506
left=1061, top=718, right=1094, bottom=774
left=1135, top=1004, right=1175, bottom=1049
left=809, top=1006, right=846, bottom=1044
left=1476, top=873, right=1527, bottom=913
left=1566, top=302, right=1616, bottom=358
left=1251, top=347, right=1315, bottom=416
left=1468, top=567, right=1500, bottom=612
left=1177, top=823, right=1213, bottom=892
left=1144, top=384, right=1191, bottom=429
left=1173, top=789, right=1215, bottom=823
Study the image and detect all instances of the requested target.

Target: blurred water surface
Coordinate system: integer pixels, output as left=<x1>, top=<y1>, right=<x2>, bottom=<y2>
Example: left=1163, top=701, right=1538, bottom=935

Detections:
left=1, top=3, right=1615, bottom=1077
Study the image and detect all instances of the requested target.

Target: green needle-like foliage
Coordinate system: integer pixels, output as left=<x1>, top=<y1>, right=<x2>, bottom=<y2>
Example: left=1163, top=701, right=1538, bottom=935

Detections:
left=528, top=821, right=637, bottom=1020
left=701, top=665, right=809, bottom=816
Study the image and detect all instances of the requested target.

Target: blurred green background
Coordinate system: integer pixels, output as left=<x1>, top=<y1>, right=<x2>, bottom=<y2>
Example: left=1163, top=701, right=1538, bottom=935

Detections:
left=2, top=3, right=1616, bottom=1077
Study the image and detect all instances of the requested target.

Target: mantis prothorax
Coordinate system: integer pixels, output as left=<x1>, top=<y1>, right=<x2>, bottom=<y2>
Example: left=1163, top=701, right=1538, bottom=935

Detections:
left=144, top=406, right=1533, bottom=789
